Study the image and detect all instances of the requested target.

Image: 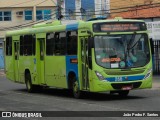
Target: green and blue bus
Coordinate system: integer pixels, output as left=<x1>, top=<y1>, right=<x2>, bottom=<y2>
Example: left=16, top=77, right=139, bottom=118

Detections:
left=5, top=17, right=152, bottom=98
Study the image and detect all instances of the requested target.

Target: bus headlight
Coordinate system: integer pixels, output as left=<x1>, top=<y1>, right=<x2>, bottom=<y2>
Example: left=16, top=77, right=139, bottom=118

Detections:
left=143, top=68, right=152, bottom=80
left=95, top=71, right=105, bottom=80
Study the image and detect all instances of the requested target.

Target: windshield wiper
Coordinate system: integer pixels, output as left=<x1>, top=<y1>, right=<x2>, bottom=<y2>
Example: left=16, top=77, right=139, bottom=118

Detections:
left=123, top=34, right=143, bottom=69
left=123, top=33, right=138, bottom=68
left=128, top=34, right=143, bottom=51
left=127, top=33, right=136, bottom=51
left=122, top=34, right=133, bottom=68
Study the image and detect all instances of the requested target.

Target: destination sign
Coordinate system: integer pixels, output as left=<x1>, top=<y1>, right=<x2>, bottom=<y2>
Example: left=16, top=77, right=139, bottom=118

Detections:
left=93, top=22, right=147, bottom=32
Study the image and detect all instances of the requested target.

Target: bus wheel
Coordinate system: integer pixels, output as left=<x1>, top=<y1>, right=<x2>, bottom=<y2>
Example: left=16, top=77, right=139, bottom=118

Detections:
left=72, top=80, right=82, bottom=99
left=25, top=73, right=35, bottom=93
left=118, top=90, right=129, bottom=97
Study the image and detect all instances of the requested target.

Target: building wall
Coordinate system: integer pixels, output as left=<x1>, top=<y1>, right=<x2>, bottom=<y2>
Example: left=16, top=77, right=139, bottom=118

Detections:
left=0, top=0, right=56, bottom=7
left=63, top=0, right=109, bottom=20
left=0, top=0, right=56, bottom=69
left=95, top=0, right=110, bottom=17
left=0, top=6, right=55, bottom=38
left=65, top=0, right=76, bottom=20
left=110, top=0, right=159, bottom=17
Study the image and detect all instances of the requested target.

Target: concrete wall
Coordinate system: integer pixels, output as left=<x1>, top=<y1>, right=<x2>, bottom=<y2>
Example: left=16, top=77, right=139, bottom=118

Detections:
left=0, top=6, right=55, bottom=38
left=110, top=0, right=159, bottom=17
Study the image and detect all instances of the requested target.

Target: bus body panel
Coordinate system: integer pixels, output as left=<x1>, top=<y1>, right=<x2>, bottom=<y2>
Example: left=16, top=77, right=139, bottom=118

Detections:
left=66, top=56, right=78, bottom=87
left=18, top=56, right=36, bottom=84
left=5, top=56, right=14, bottom=81
left=45, top=56, right=67, bottom=88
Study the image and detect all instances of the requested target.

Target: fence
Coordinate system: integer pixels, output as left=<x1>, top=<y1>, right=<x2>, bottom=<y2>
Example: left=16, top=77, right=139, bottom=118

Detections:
left=153, top=40, right=160, bottom=75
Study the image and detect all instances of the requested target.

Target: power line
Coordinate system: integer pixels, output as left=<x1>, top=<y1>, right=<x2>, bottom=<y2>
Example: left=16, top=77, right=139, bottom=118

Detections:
left=62, top=3, right=160, bottom=18
left=0, top=0, right=54, bottom=8
left=1, top=1, right=160, bottom=31
left=63, top=2, right=160, bottom=15
left=36, top=0, right=49, bottom=6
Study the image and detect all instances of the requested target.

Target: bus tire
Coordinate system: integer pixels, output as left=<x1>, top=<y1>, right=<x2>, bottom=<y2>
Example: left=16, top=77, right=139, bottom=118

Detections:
left=118, top=90, right=129, bottom=97
left=72, top=78, right=82, bottom=99
left=25, top=73, right=35, bottom=93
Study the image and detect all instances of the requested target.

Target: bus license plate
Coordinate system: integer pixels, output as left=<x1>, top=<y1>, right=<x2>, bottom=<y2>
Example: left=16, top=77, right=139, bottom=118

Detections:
left=122, top=86, right=133, bottom=90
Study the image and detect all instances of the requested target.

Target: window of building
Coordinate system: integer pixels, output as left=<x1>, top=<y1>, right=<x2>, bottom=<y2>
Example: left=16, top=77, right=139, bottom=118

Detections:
left=36, top=9, right=51, bottom=20
left=65, top=0, right=76, bottom=20
left=81, top=0, right=95, bottom=20
left=36, top=10, right=42, bottom=20
left=0, top=11, right=11, bottom=21
left=67, top=31, right=77, bottom=55
left=44, top=10, right=51, bottom=20
left=6, top=37, right=12, bottom=56
left=25, top=10, right=32, bottom=20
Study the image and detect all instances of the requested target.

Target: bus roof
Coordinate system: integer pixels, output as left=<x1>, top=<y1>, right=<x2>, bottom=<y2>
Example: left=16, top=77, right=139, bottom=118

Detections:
left=6, top=18, right=145, bottom=36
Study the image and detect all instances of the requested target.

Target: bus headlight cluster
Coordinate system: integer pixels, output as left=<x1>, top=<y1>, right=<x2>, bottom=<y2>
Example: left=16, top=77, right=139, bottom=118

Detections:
left=95, top=71, right=105, bottom=80
left=143, top=68, right=152, bottom=80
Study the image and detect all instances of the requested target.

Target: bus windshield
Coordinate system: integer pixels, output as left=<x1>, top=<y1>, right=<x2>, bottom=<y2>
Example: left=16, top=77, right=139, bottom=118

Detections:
left=94, top=34, right=150, bottom=69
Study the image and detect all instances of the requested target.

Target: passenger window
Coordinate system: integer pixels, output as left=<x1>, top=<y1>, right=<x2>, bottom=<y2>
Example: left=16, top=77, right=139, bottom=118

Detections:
left=23, top=35, right=35, bottom=56
left=54, top=32, right=66, bottom=55
left=46, top=32, right=54, bottom=55
left=20, top=35, right=24, bottom=55
left=6, top=37, right=12, bottom=56
left=67, top=31, right=77, bottom=55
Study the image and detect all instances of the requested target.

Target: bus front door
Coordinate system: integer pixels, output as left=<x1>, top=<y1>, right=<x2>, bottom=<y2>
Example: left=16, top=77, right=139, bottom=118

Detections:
left=37, top=38, right=45, bottom=85
left=81, top=37, right=89, bottom=90
left=13, top=41, right=20, bottom=82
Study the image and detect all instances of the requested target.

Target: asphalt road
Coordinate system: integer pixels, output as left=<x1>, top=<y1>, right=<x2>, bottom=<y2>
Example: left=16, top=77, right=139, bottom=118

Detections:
left=0, top=70, right=160, bottom=120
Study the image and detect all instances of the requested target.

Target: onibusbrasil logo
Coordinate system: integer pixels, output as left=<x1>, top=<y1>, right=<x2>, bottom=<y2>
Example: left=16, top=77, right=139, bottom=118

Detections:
left=2, top=112, right=42, bottom=118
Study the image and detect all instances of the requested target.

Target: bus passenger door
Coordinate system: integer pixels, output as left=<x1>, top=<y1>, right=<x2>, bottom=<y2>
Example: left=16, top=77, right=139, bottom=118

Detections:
left=37, top=38, right=45, bottom=84
left=13, top=41, right=20, bottom=82
left=81, top=37, right=89, bottom=90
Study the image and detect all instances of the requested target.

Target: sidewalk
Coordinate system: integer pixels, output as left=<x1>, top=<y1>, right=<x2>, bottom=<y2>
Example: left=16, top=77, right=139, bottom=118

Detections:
left=0, top=69, right=5, bottom=76
left=152, top=76, right=160, bottom=89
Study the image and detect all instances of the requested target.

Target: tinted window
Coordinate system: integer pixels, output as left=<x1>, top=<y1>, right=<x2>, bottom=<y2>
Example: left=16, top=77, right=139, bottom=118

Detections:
left=46, top=32, right=54, bottom=55
left=25, top=10, right=32, bottom=20
left=23, top=35, right=35, bottom=56
left=20, top=36, right=24, bottom=55
left=67, top=31, right=77, bottom=55
left=54, top=32, right=66, bottom=55
left=36, top=9, right=51, bottom=20
left=0, top=11, right=11, bottom=21
left=6, top=37, right=12, bottom=56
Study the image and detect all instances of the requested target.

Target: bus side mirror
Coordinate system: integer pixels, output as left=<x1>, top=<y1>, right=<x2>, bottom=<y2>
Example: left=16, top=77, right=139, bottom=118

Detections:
left=88, top=37, right=94, bottom=69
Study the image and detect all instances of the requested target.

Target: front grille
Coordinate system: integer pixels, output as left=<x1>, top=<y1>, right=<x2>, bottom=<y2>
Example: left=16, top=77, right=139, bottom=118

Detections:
left=104, top=69, right=145, bottom=75
left=111, top=82, right=142, bottom=90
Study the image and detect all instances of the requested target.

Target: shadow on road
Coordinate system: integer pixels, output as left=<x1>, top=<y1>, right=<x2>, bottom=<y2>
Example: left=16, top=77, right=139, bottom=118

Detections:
left=13, top=87, right=146, bottom=101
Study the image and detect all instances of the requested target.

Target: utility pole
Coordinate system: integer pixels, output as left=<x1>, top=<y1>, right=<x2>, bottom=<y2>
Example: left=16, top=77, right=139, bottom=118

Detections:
left=57, top=0, right=63, bottom=20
